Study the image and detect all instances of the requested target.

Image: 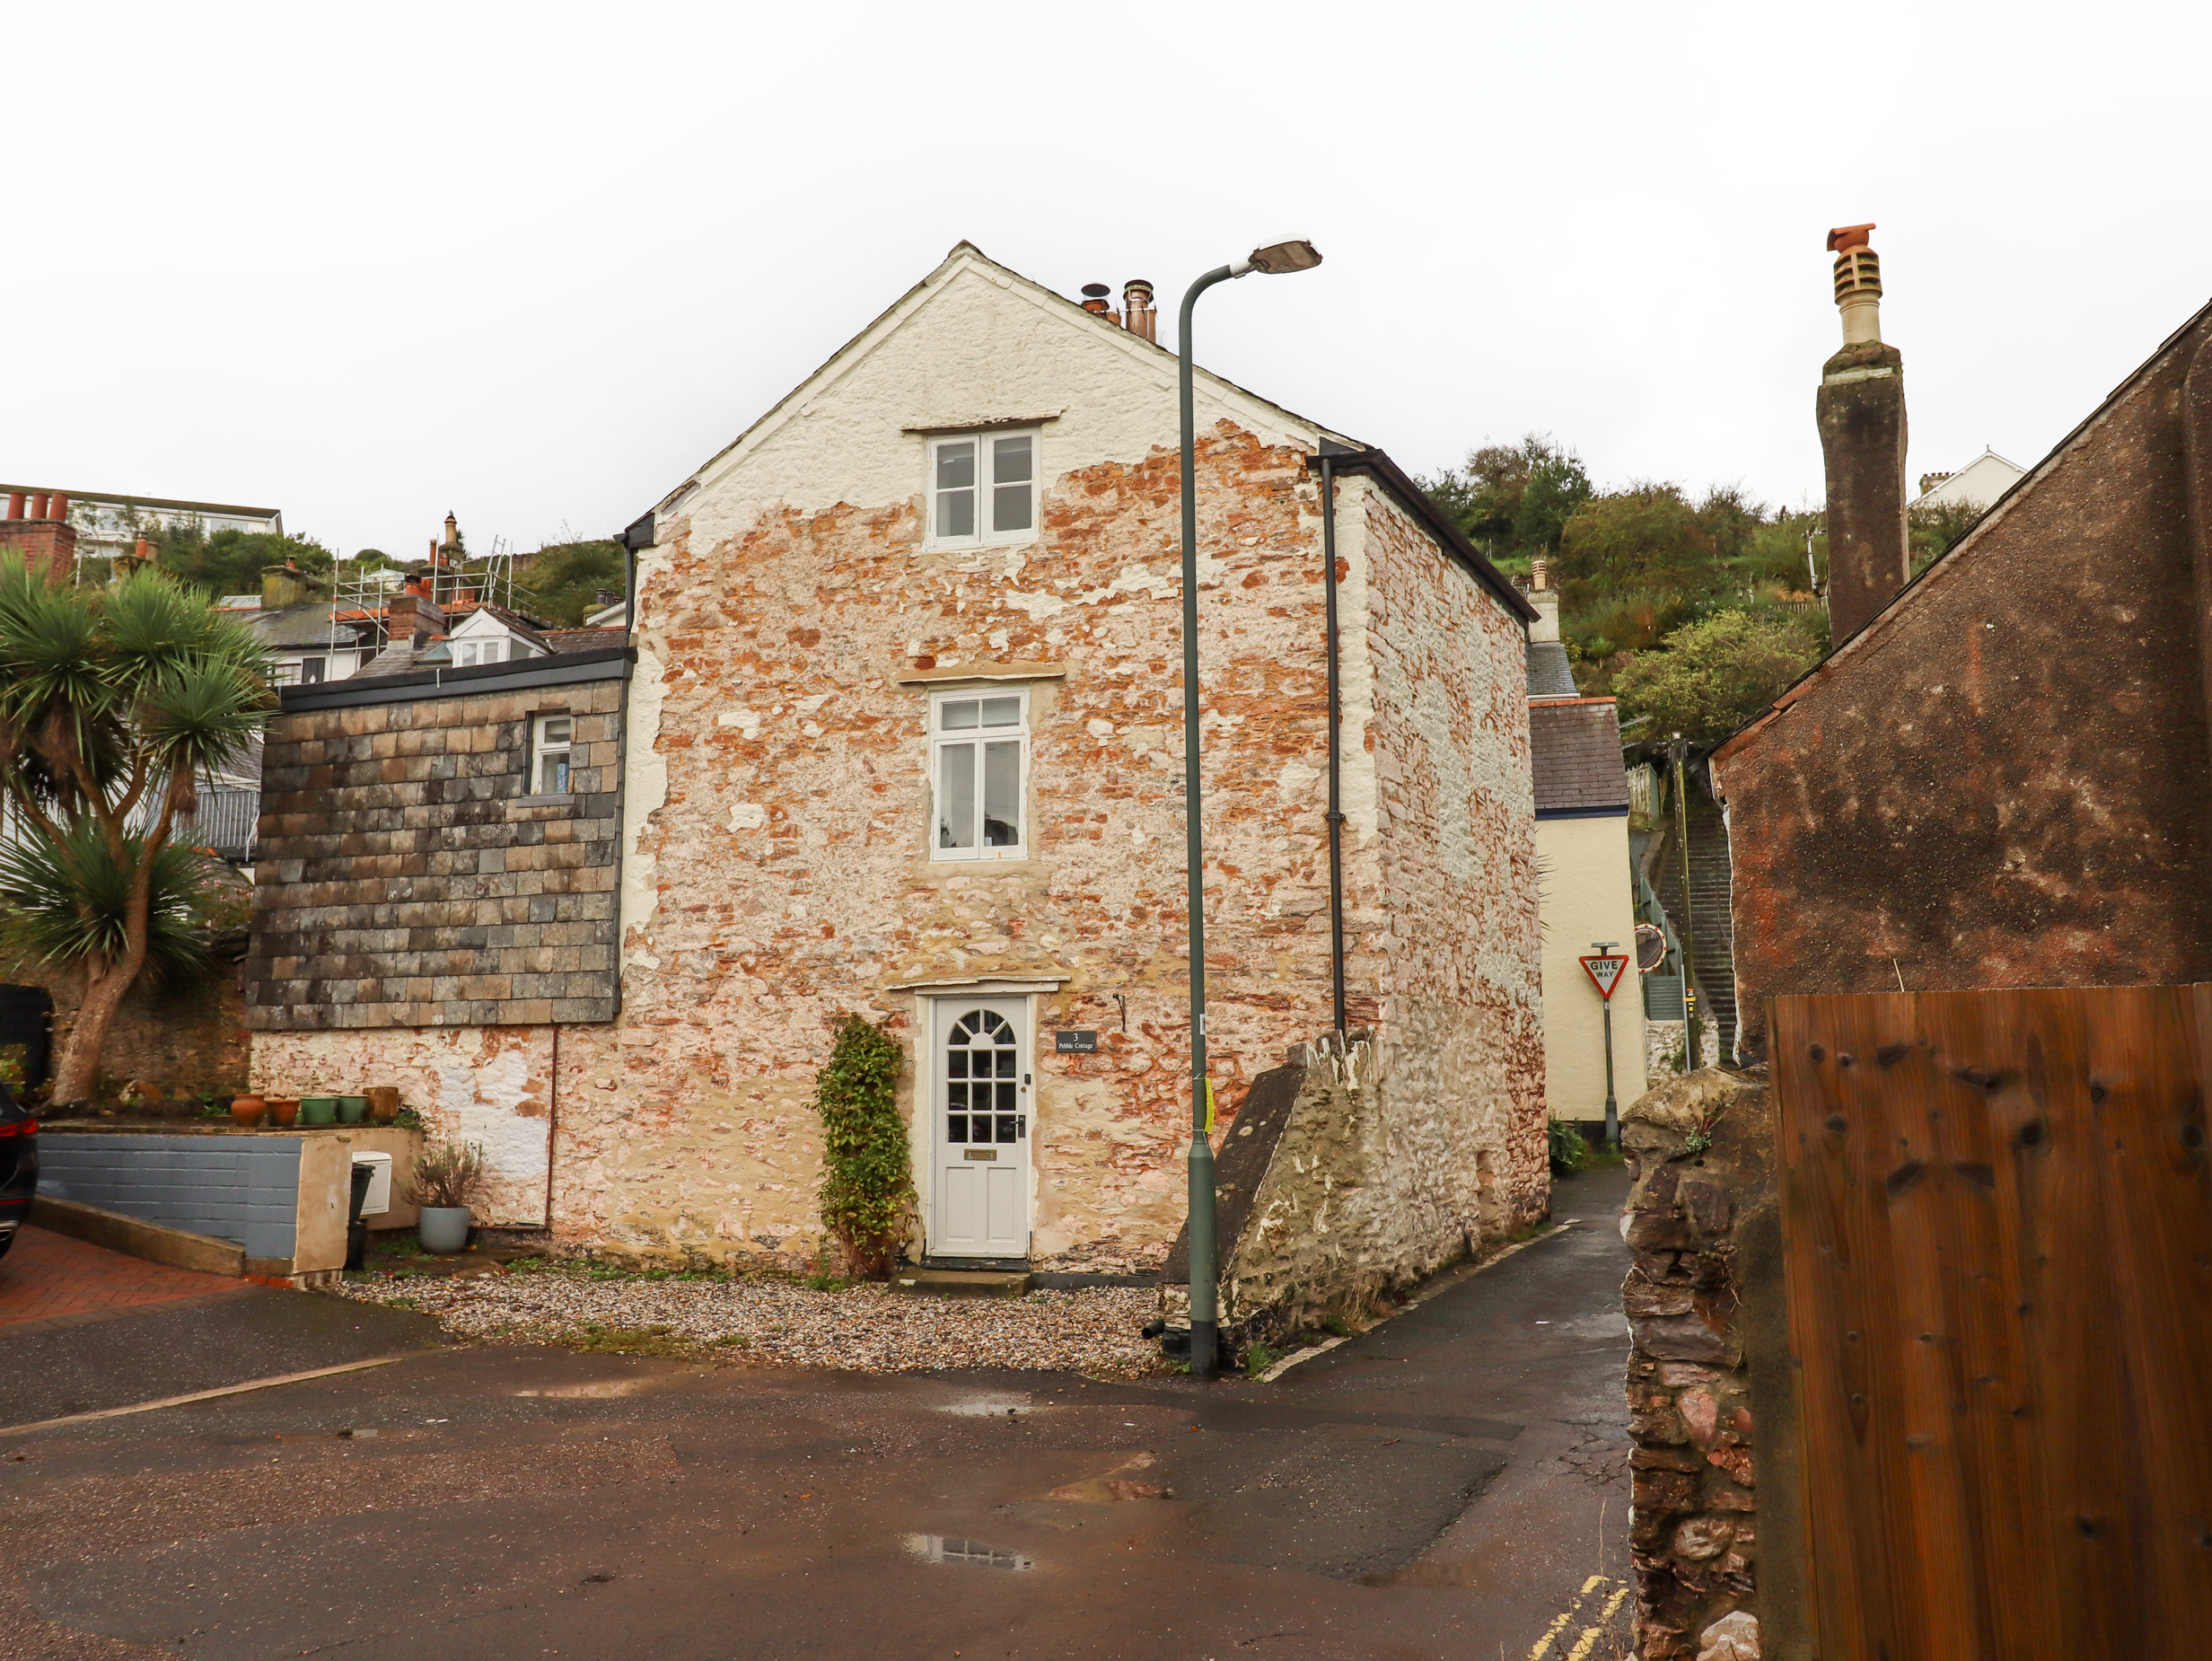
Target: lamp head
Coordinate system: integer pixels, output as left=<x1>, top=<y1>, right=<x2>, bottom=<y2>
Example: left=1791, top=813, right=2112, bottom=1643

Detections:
left=1233, top=239, right=1322, bottom=277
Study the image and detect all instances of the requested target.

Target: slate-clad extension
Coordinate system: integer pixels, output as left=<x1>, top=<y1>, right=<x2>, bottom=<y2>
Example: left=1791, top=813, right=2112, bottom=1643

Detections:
left=245, top=649, right=629, bottom=1030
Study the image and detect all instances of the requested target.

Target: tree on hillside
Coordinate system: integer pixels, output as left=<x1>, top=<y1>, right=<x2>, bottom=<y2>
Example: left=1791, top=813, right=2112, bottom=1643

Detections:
left=0, top=563, right=274, bottom=1106
left=514, top=540, right=624, bottom=627
left=1909, top=499, right=1980, bottom=575
left=1421, top=434, right=1592, bottom=562
left=1553, top=483, right=1717, bottom=606
left=1612, top=610, right=1821, bottom=745
left=144, top=522, right=341, bottom=597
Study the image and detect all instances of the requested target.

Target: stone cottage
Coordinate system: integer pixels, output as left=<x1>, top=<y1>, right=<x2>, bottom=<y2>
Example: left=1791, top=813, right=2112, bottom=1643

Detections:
left=248, top=243, right=1549, bottom=1282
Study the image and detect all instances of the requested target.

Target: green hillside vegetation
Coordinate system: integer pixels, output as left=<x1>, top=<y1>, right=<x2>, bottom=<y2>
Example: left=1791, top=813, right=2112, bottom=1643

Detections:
left=514, top=540, right=624, bottom=627
left=1423, top=433, right=1984, bottom=745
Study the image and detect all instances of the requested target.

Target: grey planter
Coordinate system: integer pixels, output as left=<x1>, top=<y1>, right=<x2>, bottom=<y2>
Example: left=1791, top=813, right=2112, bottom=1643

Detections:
left=418, top=1206, right=472, bottom=1254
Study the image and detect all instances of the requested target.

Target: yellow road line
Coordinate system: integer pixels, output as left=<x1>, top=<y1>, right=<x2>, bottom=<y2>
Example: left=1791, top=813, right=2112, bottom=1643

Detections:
left=1532, top=1575, right=1626, bottom=1660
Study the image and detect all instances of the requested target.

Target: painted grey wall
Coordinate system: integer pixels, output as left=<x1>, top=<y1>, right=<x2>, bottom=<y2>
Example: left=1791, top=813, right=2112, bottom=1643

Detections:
left=37, top=1134, right=300, bottom=1259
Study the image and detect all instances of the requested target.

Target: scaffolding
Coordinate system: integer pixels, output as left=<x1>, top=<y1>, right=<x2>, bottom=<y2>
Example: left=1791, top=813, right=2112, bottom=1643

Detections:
left=323, top=534, right=521, bottom=660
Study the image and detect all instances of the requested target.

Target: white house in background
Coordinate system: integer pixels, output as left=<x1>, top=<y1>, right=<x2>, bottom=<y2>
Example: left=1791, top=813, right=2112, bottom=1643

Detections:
left=1913, top=449, right=2026, bottom=512
left=1523, top=578, right=1646, bottom=1142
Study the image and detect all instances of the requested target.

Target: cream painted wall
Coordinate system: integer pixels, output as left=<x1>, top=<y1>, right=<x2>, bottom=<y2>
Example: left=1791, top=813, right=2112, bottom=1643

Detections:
left=1536, top=811, right=1646, bottom=1122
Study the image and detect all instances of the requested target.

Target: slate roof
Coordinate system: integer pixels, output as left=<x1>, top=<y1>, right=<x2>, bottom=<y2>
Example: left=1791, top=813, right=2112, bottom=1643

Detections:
left=250, top=602, right=372, bottom=651
left=1530, top=698, right=1630, bottom=816
left=1526, top=640, right=1578, bottom=699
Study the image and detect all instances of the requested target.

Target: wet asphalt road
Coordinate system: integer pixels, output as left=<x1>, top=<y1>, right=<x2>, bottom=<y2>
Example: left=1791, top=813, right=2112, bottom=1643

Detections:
left=0, top=1164, right=1631, bottom=1661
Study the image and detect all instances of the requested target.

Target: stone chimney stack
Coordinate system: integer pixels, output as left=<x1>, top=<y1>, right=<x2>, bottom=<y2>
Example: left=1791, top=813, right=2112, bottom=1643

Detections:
left=1817, top=223, right=1909, bottom=642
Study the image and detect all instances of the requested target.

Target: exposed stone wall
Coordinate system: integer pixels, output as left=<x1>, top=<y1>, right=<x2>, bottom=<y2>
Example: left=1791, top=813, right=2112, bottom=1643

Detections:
left=1356, top=488, right=1548, bottom=1221
left=569, top=420, right=1350, bottom=1265
left=9, top=952, right=250, bottom=1102
left=1221, top=1033, right=1511, bottom=1336
left=1621, top=1066, right=1771, bottom=1660
left=246, top=666, right=624, bottom=1030
left=251, top=1024, right=559, bottom=1227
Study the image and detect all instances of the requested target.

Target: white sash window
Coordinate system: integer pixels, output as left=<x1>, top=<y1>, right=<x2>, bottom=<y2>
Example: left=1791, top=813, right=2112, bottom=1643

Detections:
left=926, top=429, right=1038, bottom=548
left=931, top=691, right=1026, bottom=860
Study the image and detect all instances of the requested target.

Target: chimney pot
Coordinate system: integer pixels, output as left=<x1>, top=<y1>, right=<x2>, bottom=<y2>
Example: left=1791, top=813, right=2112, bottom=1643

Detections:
left=1828, top=224, right=1883, bottom=346
left=1531, top=556, right=1549, bottom=593
left=6, top=493, right=23, bottom=521
left=1122, top=278, right=1157, bottom=344
left=46, top=494, right=66, bottom=523
left=1080, top=283, right=1112, bottom=317
left=29, top=493, right=48, bottom=521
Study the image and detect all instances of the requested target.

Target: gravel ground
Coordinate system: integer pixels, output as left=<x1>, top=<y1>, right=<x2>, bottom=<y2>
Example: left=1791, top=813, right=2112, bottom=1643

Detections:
left=333, top=1267, right=1167, bottom=1376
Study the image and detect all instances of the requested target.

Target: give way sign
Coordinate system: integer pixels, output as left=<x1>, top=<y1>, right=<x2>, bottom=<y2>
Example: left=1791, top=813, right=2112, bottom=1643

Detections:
left=1579, top=954, right=1630, bottom=1001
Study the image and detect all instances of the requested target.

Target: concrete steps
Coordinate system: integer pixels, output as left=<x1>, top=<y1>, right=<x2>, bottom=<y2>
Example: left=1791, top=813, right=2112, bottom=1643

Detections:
left=890, top=1269, right=1033, bottom=1298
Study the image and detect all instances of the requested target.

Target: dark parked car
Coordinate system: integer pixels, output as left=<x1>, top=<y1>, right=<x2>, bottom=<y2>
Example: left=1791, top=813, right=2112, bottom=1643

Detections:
left=0, top=1082, right=35, bottom=1261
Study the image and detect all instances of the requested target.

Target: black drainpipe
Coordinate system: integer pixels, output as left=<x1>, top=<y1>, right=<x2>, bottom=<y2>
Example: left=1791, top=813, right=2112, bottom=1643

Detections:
left=1318, top=458, right=1348, bottom=1041
left=607, top=510, right=653, bottom=1025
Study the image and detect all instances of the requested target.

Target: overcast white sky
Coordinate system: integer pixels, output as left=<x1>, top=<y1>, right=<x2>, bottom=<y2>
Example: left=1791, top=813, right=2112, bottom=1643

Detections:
left=6, top=2, right=2209, bottom=558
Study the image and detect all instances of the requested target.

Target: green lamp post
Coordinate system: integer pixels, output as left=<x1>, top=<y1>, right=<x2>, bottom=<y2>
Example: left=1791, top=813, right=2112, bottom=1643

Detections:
left=1177, top=238, right=1323, bottom=1381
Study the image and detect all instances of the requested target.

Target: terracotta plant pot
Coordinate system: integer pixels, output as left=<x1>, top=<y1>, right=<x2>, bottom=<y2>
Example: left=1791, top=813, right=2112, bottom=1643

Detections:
left=365, top=1086, right=401, bottom=1124
left=337, top=1095, right=369, bottom=1124
left=268, top=1098, right=301, bottom=1128
left=229, top=1095, right=266, bottom=1129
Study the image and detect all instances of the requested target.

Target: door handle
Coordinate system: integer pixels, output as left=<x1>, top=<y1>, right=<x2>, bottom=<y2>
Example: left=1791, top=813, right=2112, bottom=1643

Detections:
left=1017, top=1115, right=1027, bottom=1138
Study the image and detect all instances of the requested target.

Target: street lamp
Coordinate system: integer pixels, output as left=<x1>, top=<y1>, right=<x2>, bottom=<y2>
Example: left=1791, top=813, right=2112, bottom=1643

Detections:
left=1177, top=238, right=1322, bottom=1383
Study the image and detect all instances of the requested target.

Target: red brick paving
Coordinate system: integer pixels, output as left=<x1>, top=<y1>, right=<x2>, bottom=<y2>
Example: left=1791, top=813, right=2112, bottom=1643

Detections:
left=0, top=1226, right=243, bottom=1329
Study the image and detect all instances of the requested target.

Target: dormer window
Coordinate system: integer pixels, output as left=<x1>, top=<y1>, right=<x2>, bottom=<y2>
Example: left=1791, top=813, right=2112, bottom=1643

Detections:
left=454, top=638, right=506, bottom=666
left=926, top=430, right=1038, bottom=548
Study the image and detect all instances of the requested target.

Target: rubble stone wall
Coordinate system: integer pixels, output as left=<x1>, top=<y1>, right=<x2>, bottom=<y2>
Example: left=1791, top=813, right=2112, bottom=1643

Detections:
left=556, top=255, right=1541, bottom=1266
left=1357, top=488, right=1549, bottom=1224
left=10, top=956, right=249, bottom=1101
left=1222, top=1033, right=1509, bottom=1337
left=1621, top=1066, right=1775, bottom=1661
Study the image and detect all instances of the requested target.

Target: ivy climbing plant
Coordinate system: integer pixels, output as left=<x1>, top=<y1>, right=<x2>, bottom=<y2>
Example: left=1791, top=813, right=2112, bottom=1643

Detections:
left=813, top=1015, right=914, bottom=1279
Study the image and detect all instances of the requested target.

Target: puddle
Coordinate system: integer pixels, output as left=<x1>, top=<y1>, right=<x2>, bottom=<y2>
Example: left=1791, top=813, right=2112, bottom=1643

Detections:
left=514, top=1379, right=654, bottom=1398
left=903, top=1534, right=1034, bottom=1570
left=1049, top=1450, right=1173, bottom=1502
left=935, top=1393, right=1047, bottom=1418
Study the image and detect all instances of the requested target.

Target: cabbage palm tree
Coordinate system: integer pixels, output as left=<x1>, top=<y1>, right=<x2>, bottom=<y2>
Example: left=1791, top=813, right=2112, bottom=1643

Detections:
left=0, top=559, right=274, bottom=1107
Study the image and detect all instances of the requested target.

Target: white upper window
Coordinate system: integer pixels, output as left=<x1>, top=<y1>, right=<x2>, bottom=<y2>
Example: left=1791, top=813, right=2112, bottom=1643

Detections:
left=931, top=691, right=1027, bottom=860
left=454, top=637, right=506, bottom=666
left=926, top=430, right=1038, bottom=548
left=531, top=714, right=573, bottom=795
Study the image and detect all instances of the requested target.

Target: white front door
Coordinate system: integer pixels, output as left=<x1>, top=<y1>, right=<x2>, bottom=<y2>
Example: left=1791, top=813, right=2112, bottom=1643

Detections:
left=926, top=997, right=1031, bottom=1260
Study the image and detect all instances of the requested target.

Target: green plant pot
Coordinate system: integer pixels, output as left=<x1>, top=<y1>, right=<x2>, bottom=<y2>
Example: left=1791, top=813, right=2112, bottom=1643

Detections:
left=300, top=1096, right=339, bottom=1127
left=336, top=1095, right=369, bottom=1124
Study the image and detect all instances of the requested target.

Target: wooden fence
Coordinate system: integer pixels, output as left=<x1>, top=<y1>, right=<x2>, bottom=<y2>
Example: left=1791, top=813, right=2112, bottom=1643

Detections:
left=1769, top=986, right=2212, bottom=1660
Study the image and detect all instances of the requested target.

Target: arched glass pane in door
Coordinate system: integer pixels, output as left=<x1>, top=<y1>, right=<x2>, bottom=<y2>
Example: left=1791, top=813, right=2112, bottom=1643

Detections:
left=944, top=1008, right=1021, bottom=1147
